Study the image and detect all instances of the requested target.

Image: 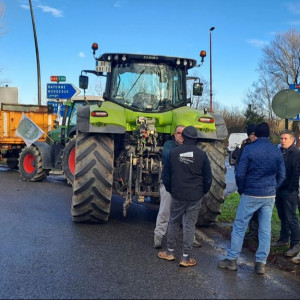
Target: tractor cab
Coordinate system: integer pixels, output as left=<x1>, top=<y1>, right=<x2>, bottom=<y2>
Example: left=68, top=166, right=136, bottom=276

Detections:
left=79, top=44, right=206, bottom=113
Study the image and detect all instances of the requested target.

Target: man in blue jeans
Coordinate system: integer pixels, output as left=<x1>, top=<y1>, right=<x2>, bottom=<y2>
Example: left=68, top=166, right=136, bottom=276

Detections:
left=218, top=122, right=285, bottom=275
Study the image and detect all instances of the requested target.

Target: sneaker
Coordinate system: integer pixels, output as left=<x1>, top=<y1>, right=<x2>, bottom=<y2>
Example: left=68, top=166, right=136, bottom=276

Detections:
left=271, top=239, right=289, bottom=247
left=217, top=258, right=237, bottom=271
left=255, top=262, right=266, bottom=275
left=158, top=250, right=175, bottom=261
left=153, top=235, right=162, bottom=249
left=179, top=256, right=197, bottom=267
left=285, top=243, right=300, bottom=257
left=192, top=236, right=202, bottom=248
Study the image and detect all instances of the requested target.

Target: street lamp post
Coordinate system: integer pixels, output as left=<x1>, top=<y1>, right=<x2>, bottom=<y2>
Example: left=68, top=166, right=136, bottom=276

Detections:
left=209, top=26, right=215, bottom=113
left=29, top=0, right=41, bottom=105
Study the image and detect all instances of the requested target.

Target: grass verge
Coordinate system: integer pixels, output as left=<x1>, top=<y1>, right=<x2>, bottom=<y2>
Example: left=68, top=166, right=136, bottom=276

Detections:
left=217, top=191, right=300, bottom=240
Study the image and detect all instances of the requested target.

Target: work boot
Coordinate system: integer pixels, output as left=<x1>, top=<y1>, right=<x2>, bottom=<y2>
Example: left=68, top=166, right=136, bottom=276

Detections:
left=271, top=239, right=289, bottom=247
left=179, top=255, right=197, bottom=267
left=192, top=236, right=202, bottom=248
left=158, top=250, right=175, bottom=261
left=217, top=258, right=237, bottom=271
left=285, top=244, right=300, bottom=257
left=153, top=235, right=162, bottom=249
left=255, top=262, right=266, bottom=275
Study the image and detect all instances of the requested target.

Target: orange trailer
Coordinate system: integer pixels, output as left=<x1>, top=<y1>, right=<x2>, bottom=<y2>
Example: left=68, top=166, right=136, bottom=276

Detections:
left=0, top=103, right=55, bottom=168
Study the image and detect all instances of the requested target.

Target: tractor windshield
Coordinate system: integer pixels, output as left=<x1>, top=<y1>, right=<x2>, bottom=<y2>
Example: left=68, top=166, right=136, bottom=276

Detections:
left=110, top=63, right=185, bottom=111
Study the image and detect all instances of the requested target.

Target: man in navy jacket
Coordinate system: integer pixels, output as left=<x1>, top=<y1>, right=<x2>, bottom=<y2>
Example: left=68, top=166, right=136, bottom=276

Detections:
left=218, top=122, right=285, bottom=275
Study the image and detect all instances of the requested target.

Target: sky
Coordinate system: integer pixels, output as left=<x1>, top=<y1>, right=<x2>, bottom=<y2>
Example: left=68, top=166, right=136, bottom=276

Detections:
left=1, top=0, right=300, bottom=110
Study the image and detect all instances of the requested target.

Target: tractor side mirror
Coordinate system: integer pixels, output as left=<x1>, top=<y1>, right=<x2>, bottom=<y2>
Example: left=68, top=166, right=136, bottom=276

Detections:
left=193, top=82, right=203, bottom=96
left=79, top=75, right=89, bottom=90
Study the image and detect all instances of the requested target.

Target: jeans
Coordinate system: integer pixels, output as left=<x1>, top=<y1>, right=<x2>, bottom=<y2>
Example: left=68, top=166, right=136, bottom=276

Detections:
left=154, top=184, right=171, bottom=237
left=227, top=194, right=275, bottom=264
left=167, top=198, right=200, bottom=256
left=275, top=189, right=300, bottom=247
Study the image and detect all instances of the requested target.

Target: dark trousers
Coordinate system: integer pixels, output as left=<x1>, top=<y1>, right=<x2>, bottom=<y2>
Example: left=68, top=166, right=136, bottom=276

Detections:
left=167, top=198, right=201, bottom=256
left=276, top=189, right=300, bottom=247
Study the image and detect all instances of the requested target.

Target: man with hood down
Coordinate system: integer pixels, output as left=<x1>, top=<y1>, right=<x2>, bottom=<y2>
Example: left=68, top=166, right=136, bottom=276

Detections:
left=158, top=126, right=212, bottom=267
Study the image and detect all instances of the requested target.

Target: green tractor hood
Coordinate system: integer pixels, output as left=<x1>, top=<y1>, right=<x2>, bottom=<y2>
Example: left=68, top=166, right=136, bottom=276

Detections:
left=77, top=102, right=227, bottom=140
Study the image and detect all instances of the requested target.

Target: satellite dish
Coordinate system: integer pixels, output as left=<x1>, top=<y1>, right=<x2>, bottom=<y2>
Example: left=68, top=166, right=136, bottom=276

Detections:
left=272, top=89, right=300, bottom=119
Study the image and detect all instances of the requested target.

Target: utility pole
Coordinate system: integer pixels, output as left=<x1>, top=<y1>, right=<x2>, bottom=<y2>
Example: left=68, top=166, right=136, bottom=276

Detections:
left=29, top=0, right=41, bottom=105
left=209, top=27, right=215, bottom=113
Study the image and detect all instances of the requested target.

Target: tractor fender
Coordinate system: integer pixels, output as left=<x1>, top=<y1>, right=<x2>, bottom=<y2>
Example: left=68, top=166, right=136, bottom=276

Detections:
left=210, top=113, right=228, bottom=140
left=76, top=105, right=126, bottom=134
left=32, top=141, right=54, bottom=169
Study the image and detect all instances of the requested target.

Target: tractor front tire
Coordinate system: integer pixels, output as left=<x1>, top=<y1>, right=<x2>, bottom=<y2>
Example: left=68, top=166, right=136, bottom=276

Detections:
left=62, top=136, right=76, bottom=185
left=18, top=146, right=49, bottom=182
left=197, top=141, right=227, bottom=226
left=71, top=132, right=114, bottom=223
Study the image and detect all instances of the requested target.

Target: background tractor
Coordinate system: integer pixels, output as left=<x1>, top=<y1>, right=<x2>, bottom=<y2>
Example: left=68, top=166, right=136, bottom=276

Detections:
left=18, top=96, right=100, bottom=185
left=71, top=43, right=228, bottom=226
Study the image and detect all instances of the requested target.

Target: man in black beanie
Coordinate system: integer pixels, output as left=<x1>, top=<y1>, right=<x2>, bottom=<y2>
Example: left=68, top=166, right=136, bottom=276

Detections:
left=158, top=126, right=212, bottom=267
left=218, top=122, right=285, bottom=275
left=231, top=124, right=257, bottom=167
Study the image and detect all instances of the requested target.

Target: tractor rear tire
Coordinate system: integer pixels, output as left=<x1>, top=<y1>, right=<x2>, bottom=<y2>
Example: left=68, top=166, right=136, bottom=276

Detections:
left=18, top=146, right=49, bottom=182
left=62, top=136, right=76, bottom=185
left=197, top=141, right=226, bottom=226
left=71, top=132, right=114, bottom=223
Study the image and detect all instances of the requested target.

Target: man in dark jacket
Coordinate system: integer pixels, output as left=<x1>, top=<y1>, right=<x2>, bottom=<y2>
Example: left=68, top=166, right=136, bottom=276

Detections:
left=231, top=124, right=256, bottom=167
left=158, top=126, right=212, bottom=267
left=218, top=122, right=285, bottom=275
left=271, top=130, right=300, bottom=257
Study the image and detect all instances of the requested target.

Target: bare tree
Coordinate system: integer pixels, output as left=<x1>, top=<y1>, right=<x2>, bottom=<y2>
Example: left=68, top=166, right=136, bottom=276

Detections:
left=243, top=28, right=300, bottom=135
left=219, top=105, right=245, bottom=135
left=259, top=28, right=300, bottom=86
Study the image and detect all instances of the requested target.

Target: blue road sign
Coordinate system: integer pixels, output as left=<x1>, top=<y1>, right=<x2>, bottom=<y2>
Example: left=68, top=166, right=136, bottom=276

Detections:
left=47, top=83, right=80, bottom=99
left=288, top=84, right=300, bottom=120
left=289, top=114, right=300, bottom=121
left=289, top=84, right=300, bottom=92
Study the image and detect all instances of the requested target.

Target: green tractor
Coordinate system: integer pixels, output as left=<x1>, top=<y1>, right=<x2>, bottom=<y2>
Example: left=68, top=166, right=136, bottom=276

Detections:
left=72, top=43, right=228, bottom=225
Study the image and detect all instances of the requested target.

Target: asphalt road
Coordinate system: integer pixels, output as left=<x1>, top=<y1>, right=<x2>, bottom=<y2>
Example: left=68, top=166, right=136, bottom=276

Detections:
left=1, top=166, right=300, bottom=299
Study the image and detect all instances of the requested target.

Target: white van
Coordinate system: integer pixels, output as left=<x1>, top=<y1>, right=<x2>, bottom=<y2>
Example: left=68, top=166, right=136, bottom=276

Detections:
left=227, top=133, right=248, bottom=152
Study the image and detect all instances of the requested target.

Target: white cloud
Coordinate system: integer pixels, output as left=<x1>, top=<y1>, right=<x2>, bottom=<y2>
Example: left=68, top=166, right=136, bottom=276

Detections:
left=246, top=39, right=269, bottom=48
left=20, top=1, right=63, bottom=18
left=285, top=2, right=300, bottom=15
left=37, top=5, right=63, bottom=17
left=79, top=52, right=85, bottom=58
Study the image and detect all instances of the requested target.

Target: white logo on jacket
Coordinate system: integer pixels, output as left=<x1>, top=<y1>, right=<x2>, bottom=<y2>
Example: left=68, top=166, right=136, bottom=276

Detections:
left=179, top=151, right=194, bottom=164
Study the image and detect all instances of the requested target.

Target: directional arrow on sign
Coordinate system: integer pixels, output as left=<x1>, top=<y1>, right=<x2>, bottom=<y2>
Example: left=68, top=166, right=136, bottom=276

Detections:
left=46, top=83, right=80, bottom=99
